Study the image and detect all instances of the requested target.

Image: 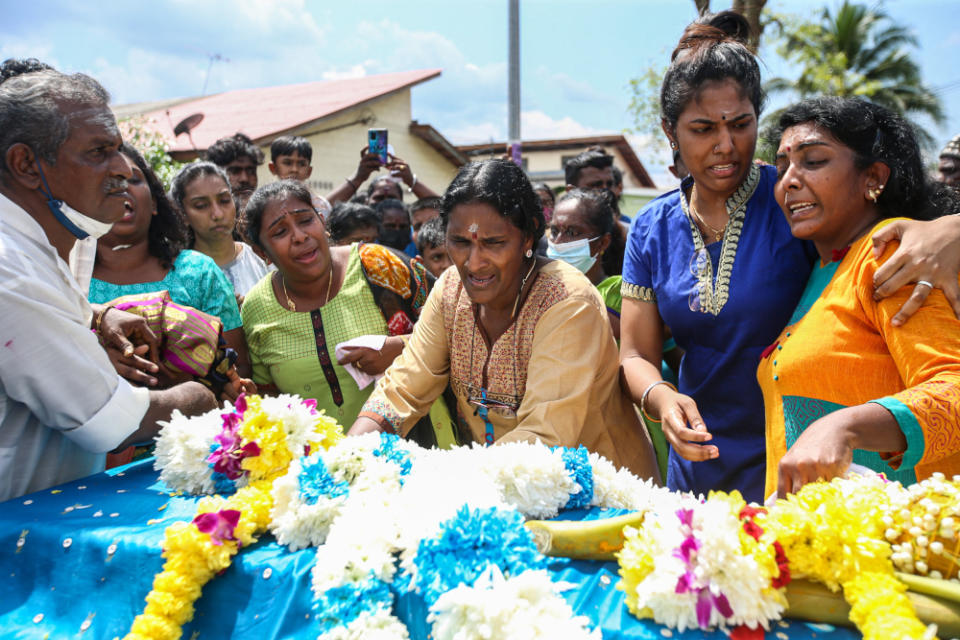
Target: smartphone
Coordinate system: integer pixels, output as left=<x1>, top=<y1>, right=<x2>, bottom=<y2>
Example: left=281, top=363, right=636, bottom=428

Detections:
left=368, top=128, right=388, bottom=165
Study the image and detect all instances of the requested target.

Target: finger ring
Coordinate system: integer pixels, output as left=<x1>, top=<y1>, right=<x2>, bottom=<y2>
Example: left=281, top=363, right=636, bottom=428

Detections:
left=916, top=280, right=935, bottom=289
left=356, top=362, right=364, bottom=371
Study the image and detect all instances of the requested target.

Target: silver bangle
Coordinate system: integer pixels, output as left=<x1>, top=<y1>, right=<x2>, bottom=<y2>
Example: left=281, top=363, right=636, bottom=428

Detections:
left=408, top=174, right=418, bottom=192
left=640, top=380, right=677, bottom=422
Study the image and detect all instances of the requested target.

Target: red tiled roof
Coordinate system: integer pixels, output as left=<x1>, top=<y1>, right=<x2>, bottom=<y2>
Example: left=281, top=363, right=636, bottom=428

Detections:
left=458, top=134, right=656, bottom=189
left=134, top=69, right=442, bottom=154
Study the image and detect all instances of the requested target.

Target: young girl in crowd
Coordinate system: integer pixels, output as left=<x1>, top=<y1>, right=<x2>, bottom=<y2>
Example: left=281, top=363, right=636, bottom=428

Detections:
left=170, top=161, right=272, bottom=299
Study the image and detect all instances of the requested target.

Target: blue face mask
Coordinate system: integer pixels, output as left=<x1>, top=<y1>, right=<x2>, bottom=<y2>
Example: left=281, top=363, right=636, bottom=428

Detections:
left=546, top=236, right=600, bottom=274
left=35, top=162, right=114, bottom=240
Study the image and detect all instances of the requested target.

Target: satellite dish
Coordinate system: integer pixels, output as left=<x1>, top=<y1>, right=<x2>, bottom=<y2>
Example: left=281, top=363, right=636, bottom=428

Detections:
left=172, top=112, right=204, bottom=156
left=174, top=112, right=204, bottom=137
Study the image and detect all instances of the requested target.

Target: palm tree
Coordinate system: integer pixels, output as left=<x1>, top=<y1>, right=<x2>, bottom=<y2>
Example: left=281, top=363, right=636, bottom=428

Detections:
left=764, top=1, right=944, bottom=149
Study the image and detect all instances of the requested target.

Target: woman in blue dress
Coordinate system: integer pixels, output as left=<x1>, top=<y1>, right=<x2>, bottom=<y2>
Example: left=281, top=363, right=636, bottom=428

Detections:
left=619, top=11, right=960, bottom=503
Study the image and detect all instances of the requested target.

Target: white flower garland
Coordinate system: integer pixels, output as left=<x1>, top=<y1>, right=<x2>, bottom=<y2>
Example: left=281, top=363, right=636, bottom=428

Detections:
left=153, top=406, right=226, bottom=494
left=428, top=566, right=600, bottom=640
left=154, top=399, right=665, bottom=639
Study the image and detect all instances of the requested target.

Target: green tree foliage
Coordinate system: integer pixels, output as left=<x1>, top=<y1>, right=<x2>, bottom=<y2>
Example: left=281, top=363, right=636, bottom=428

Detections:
left=765, top=1, right=944, bottom=151
left=119, top=116, right=184, bottom=188
left=626, top=62, right=670, bottom=161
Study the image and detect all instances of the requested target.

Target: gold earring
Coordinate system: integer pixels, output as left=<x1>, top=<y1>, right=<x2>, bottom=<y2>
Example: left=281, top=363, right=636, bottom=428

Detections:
left=670, top=141, right=678, bottom=150
left=867, top=189, right=878, bottom=203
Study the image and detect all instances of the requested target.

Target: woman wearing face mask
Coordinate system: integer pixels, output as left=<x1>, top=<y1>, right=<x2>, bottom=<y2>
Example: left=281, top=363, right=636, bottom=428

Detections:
left=533, top=182, right=555, bottom=222
left=546, top=189, right=612, bottom=286
left=89, top=145, right=249, bottom=379
left=548, top=189, right=677, bottom=481
left=347, top=160, right=659, bottom=480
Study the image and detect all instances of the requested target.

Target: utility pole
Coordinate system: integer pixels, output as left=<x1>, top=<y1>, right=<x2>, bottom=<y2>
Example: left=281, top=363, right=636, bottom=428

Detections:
left=507, top=0, right=521, bottom=166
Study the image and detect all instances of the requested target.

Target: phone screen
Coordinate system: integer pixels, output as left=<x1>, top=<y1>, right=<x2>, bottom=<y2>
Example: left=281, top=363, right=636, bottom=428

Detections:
left=368, top=128, right=388, bottom=165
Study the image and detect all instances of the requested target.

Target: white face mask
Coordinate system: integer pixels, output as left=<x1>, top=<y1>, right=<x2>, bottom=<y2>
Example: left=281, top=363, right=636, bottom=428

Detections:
left=54, top=199, right=115, bottom=239
left=546, top=236, right=600, bottom=274
left=36, top=162, right=115, bottom=240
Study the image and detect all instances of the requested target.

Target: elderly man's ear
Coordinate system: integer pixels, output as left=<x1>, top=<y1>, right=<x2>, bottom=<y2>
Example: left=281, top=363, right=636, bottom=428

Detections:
left=4, top=143, right=43, bottom=190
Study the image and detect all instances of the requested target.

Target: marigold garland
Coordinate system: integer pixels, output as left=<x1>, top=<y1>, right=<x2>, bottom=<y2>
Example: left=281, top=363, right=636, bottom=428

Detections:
left=760, top=475, right=936, bottom=640
left=124, top=480, right=273, bottom=640
left=125, top=394, right=344, bottom=640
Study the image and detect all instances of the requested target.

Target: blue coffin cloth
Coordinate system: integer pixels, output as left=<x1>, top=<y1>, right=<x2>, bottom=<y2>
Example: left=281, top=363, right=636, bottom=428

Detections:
left=0, top=460, right=858, bottom=639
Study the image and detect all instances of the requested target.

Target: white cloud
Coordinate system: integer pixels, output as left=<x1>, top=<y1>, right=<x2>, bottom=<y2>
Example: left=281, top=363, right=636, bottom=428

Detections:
left=167, top=0, right=329, bottom=51
left=0, top=39, right=59, bottom=70
left=91, top=49, right=204, bottom=105
left=321, top=64, right=369, bottom=81
left=521, top=110, right=608, bottom=139
left=447, top=110, right=610, bottom=145
left=544, top=69, right=611, bottom=104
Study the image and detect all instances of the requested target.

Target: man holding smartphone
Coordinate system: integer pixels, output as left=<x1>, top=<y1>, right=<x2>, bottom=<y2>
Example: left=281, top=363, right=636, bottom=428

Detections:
left=325, top=129, right=440, bottom=206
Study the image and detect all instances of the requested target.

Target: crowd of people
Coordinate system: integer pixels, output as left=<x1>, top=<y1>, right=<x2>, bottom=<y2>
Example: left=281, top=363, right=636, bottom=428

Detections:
left=2, top=10, right=960, bottom=506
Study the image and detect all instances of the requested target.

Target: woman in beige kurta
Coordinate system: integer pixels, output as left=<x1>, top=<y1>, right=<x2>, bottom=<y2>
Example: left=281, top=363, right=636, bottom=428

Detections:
left=350, top=159, right=658, bottom=480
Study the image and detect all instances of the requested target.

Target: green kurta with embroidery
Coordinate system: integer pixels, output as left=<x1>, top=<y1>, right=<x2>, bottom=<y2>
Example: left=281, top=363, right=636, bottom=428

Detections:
left=241, top=241, right=439, bottom=426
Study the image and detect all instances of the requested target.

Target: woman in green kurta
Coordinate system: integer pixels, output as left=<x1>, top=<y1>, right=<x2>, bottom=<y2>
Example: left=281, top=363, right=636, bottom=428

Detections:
left=240, top=181, right=451, bottom=444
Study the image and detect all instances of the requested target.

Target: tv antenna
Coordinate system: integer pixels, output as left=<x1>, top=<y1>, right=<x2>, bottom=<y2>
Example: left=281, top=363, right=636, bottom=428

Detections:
left=202, top=53, right=230, bottom=96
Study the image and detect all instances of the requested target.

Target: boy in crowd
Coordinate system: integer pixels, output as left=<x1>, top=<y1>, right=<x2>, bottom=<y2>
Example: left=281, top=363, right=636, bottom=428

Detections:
left=415, top=216, right=451, bottom=278
left=326, top=202, right=380, bottom=246
left=206, top=132, right=263, bottom=211
left=268, top=135, right=331, bottom=215
left=409, top=197, right=441, bottom=245
left=269, top=135, right=313, bottom=182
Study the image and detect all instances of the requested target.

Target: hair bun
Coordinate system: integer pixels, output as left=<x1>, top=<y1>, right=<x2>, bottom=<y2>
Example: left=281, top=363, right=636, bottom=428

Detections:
left=672, top=10, right=751, bottom=60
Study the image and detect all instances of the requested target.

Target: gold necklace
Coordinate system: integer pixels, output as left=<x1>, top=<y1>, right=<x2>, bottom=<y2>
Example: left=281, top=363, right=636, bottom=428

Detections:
left=690, top=184, right=728, bottom=243
left=281, top=263, right=335, bottom=312
left=511, top=258, right=538, bottom=318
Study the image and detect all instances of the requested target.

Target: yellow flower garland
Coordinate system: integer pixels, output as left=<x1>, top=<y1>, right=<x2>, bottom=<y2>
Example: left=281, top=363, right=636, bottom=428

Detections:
left=761, top=476, right=935, bottom=640
left=125, top=395, right=344, bottom=640
left=125, top=480, right=274, bottom=640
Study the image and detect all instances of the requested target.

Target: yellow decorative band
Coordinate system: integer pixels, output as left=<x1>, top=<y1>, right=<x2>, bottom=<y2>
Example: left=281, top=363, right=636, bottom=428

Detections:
left=621, top=282, right=656, bottom=302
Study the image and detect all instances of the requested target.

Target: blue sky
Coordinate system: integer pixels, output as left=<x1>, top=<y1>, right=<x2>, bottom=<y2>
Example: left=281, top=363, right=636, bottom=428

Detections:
left=4, top=0, right=958, bottom=183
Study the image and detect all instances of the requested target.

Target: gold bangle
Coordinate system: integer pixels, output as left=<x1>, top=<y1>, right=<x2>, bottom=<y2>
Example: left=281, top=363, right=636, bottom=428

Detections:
left=640, top=380, right=677, bottom=423
left=94, top=305, right=114, bottom=335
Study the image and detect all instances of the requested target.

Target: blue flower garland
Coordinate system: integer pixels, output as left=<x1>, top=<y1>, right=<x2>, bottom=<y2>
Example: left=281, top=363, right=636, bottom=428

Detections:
left=372, top=433, right=412, bottom=479
left=560, top=446, right=594, bottom=509
left=298, top=455, right=349, bottom=505
left=313, top=576, right=394, bottom=634
left=409, top=505, right=549, bottom=607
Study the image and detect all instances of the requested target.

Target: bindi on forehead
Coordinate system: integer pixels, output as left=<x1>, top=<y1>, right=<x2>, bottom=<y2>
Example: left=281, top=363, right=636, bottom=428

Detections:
left=468, top=222, right=479, bottom=239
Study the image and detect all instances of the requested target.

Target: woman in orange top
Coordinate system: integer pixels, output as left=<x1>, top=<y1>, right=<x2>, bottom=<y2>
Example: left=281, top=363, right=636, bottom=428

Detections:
left=759, top=96, right=960, bottom=498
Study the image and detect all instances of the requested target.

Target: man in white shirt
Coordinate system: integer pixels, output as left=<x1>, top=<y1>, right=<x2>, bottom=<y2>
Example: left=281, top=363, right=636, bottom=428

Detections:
left=0, top=69, right=217, bottom=501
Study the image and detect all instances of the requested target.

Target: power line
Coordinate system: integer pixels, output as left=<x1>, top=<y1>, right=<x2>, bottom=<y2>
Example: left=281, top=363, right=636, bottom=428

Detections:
left=933, top=79, right=960, bottom=95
